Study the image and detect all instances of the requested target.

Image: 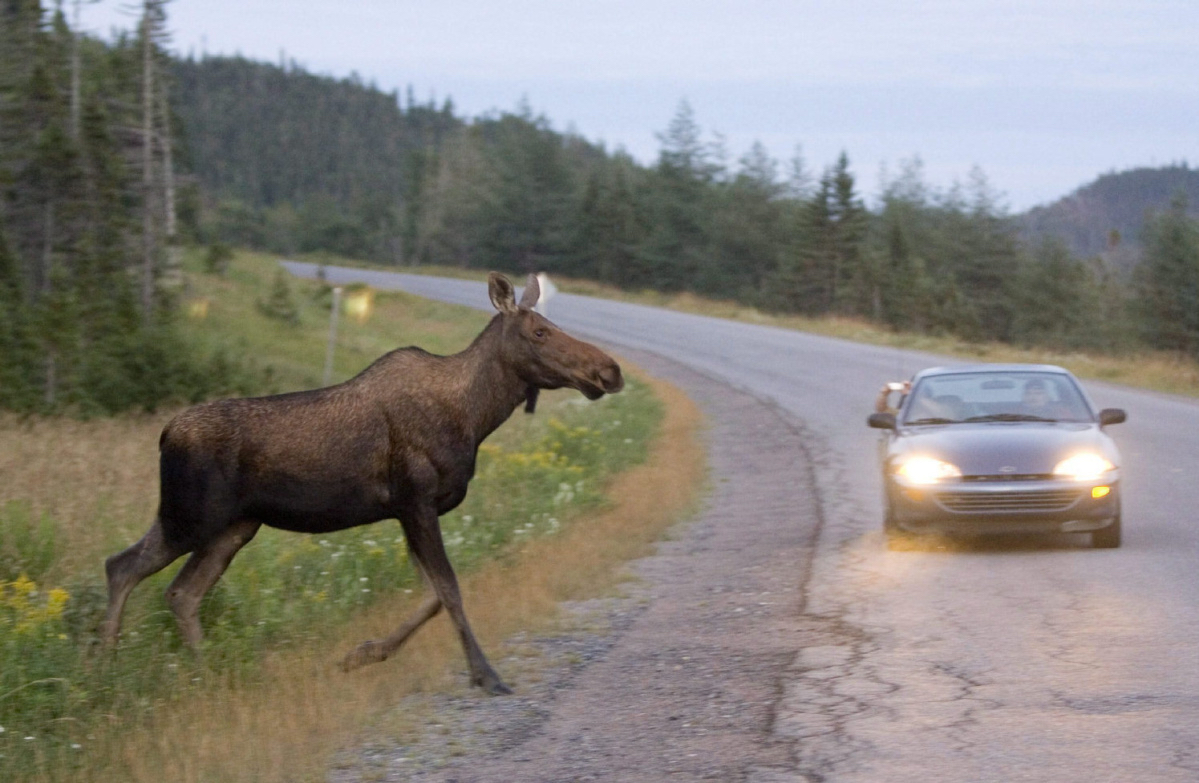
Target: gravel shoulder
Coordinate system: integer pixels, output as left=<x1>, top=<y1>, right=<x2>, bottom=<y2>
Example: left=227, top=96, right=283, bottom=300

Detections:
left=332, top=347, right=833, bottom=783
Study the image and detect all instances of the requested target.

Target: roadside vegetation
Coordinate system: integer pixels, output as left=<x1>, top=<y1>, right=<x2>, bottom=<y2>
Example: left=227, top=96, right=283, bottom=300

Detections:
left=310, top=258, right=1199, bottom=399
left=5, top=3, right=1198, bottom=423
left=553, top=274, right=1199, bottom=398
left=2, top=3, right=1195, bottom=775
left=0, top=250, right=693, bottom=783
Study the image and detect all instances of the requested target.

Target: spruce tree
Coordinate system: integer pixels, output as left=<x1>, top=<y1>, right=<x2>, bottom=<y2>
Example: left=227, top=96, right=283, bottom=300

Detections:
left=1136, top=194, right=1199, bottom=355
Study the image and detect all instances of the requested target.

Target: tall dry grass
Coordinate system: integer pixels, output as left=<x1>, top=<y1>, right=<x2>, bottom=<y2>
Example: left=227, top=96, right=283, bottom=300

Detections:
left=67, top=367, right=703, bottom=783
left=0, top=412, right=168, bottom=580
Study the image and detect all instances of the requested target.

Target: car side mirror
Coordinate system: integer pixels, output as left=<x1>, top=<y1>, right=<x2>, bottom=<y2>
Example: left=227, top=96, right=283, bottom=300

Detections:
left=867, top=412, right=897, bottom=430
left=1098, top=408, right=1126, bottom=426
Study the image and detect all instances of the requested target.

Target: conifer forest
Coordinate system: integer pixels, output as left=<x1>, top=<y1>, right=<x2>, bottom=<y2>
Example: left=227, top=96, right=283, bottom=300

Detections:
left=3, top=1, right=1199, bottom=415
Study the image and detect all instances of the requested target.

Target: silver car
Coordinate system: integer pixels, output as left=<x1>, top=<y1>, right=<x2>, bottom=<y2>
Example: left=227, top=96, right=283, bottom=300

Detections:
left=868, top=364, right=1127, bottom=549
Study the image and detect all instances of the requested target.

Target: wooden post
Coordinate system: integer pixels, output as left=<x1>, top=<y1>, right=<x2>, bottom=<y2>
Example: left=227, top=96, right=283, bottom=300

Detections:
left=323, top=286, right=342, bottom=386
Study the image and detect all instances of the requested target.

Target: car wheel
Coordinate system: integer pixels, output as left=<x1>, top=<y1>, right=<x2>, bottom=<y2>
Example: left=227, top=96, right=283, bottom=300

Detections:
left=1092, top=514, right=1122, bottom=549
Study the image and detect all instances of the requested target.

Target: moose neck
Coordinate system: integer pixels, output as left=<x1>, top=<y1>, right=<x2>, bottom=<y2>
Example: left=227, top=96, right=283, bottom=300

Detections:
left=455, top=316, right=532, bottom=443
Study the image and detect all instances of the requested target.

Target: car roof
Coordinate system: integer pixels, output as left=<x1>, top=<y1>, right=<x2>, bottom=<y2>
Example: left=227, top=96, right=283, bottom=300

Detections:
left=911, top=364, right=1074, bottom=382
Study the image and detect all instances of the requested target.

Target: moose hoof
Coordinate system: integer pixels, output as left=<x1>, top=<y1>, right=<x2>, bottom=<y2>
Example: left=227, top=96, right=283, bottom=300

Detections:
left=475, top=671, right=513, bottom=696
left=341, top=640, right=387, bottom=672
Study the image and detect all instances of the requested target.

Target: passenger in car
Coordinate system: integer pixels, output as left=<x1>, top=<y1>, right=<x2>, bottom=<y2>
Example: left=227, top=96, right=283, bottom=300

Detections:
left=875, top=381, right=910, bottom=414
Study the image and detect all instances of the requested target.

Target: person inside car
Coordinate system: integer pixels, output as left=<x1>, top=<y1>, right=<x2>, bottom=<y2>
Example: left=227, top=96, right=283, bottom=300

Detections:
left=875, top=381, right=910, bottom=414
left=1018, top=377, right=1071, bottom=419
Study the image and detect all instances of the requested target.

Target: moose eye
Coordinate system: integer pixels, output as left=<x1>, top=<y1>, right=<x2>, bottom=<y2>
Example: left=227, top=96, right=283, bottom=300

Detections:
left=533, top=328, right=547, bottom=339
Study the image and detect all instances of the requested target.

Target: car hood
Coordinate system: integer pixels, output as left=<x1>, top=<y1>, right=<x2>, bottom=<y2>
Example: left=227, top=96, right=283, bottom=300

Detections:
left=892, top=422, right=1119, bottom=476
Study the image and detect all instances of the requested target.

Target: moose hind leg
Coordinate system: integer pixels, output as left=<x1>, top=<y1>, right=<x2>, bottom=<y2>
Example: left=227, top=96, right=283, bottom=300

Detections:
left=164, top=520, right=260, bottom=648
left=102, top=518, right=185, bottom=645
left=343, top=543, right=444, bottom=671
left=342, top=593, right=442, bottom=672
left=402, top=512, right=511, bottom=695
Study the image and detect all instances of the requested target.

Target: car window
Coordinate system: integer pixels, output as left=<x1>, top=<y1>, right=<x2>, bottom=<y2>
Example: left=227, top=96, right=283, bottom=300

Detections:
left=902, top=372, right=1091, bottom=423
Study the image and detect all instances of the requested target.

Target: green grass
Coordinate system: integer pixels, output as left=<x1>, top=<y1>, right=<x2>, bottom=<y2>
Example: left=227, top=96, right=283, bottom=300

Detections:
left=0, top=249, right=663, bottom=781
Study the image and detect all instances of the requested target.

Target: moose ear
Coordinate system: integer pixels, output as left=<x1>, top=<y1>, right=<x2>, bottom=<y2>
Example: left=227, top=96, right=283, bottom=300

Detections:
left=518, top=273, right=541, bottom=310
left=488, top=272, right=517, bottom=313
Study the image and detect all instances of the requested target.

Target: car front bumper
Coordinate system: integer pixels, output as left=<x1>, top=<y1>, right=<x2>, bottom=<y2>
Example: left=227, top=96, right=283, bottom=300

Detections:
left=887, top=477, right=1121, bottom=536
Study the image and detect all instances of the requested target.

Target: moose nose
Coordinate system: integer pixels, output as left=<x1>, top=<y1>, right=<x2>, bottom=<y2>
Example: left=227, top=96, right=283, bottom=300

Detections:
left=599, top=363, right=624, bottom=393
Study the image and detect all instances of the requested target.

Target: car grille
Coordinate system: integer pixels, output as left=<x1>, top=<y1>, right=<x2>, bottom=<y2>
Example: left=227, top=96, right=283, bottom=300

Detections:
left=961, top=473, right=1053, bottom=483
left=935, top=488, right=1084, bottom=513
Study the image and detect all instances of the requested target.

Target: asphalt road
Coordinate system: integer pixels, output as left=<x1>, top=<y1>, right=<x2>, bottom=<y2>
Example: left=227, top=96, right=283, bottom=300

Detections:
left=288, top=263, right=1199, bottom=781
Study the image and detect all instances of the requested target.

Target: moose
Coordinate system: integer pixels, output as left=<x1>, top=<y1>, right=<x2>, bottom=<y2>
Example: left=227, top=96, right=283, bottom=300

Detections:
left=101, top=272, right=623, bottom=694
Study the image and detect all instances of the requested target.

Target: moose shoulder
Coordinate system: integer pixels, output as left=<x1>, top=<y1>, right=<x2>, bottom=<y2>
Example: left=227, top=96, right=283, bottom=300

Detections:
left=102, top=272, right=623, bottom=694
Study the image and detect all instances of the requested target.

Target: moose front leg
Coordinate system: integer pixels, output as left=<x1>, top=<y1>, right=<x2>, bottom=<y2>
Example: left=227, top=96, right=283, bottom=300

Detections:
left=400, top=509, right=511, bottom=695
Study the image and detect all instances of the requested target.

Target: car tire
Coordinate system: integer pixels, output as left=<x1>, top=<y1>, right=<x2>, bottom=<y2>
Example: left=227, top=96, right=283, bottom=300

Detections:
left=1092, top=514, right=1122, bottom=549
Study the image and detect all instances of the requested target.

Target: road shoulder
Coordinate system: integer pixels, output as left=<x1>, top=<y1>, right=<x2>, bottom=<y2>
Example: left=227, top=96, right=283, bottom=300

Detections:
left=332, top=347, right=829, bottom=783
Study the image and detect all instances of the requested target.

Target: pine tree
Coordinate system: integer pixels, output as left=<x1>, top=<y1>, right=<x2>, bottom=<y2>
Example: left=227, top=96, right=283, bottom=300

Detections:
left=569, top=154, right=645, bottom=286
left=705, top=141, right=783, bottom=299
left=1136, top=194, right=1199, bottom=355
left=1009, top=238, right=1096, bottom=347
left=258, top=266, right=301, bottom=325
left=827, top=152, right=868, bottom=314
left=939, top=167, right=1020, bottom=341
left=0, top=226, right=38, bottom=410
left=474, top=108, right=575, bottom=274
left=638, top=101, right=717, bottom=291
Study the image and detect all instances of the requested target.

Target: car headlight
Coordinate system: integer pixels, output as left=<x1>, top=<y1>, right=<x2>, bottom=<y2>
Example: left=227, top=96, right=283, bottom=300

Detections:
left=1053, top=453, right=1115, bottom=481
left=896, top=456, right=962, bottom=484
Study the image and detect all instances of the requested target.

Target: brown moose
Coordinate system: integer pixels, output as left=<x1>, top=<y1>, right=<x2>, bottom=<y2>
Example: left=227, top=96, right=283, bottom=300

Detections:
left=100, top=272, right=623, bottom=694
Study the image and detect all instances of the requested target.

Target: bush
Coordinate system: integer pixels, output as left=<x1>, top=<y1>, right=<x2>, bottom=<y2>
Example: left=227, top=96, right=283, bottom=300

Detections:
left=256, top=268, right=301, bottom=325
left=203, top=242, right=235, bottom=276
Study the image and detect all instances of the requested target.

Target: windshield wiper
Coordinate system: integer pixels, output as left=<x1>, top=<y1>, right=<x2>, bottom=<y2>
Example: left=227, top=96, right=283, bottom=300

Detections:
left=965, top=413, right=1056, bottom=423
left=906, top=417, right=958, bottom=425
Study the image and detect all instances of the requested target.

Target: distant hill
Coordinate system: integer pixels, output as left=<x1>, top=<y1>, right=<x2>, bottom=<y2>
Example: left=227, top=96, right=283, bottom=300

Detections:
left=171, top=56, right=462, bottom=211
left=1015, top=165, right=1199, bottom=270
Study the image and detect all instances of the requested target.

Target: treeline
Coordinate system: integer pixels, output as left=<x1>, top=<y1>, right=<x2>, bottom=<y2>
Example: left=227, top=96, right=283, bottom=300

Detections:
left=177, top=57, right=1199, bottom=357
left=0, top=2, right=254, bottom=415
left=4, top=10, right=1199, bottom=418
left=172, top=55, right=461, bottom=260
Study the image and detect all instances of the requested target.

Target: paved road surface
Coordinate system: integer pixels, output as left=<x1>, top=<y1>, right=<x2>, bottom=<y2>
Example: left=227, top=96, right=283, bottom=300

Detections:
left=290, top=264, right=1199, bottom=781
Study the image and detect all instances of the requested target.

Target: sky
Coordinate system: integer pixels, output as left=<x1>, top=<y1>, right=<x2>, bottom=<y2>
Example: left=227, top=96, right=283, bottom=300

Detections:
left=80, top=0, right=1198, bottom=212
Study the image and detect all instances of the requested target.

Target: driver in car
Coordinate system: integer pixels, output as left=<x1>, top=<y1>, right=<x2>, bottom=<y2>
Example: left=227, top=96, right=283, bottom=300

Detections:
left=1018, top=378, right=1070, bottom=419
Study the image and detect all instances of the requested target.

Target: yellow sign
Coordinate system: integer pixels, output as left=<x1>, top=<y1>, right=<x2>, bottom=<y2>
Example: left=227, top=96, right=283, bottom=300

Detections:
left=344, top=289, right=374, bottom=323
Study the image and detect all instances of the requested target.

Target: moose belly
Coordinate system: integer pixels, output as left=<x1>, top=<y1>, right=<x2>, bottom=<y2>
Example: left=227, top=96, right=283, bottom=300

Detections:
left=243, top=476, right=390, bottom=533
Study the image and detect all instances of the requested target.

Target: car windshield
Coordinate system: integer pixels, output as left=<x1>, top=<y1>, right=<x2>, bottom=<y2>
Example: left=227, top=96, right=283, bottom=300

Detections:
left=901, top=371, right=1092, bottom=424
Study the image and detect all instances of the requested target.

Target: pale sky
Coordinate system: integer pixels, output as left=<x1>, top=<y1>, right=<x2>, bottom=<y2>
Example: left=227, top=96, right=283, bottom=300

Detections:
left=81, top=1, right=1198, bottom=212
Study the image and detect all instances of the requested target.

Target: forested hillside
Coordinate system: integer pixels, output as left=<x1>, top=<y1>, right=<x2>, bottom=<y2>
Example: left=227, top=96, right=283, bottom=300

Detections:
left=1017, top=164, right=1199, bottom=266
left=174, top=55, right=1199, bottom=358
left=172, top=56, right=461, bottom=260
left=0, top=2, right=256, bottom=414
left=4, top=3, right=1199, bottom=418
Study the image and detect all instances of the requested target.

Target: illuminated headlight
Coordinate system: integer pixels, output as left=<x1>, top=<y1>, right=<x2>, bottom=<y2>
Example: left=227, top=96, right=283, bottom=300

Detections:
left=1053, top=453, right=1115, bottom=481
left=896, top=457, right=962, bottom=484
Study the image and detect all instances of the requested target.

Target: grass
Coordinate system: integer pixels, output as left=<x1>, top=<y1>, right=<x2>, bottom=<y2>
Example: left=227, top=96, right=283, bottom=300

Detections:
left=335, top=255, right=1199, bottom=398
left=0, top=250, right=704, bottom=783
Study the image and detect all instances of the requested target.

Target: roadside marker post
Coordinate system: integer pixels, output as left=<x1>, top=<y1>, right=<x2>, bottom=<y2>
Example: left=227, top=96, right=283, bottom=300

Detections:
left=323, top=286, right=342, bottom=387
